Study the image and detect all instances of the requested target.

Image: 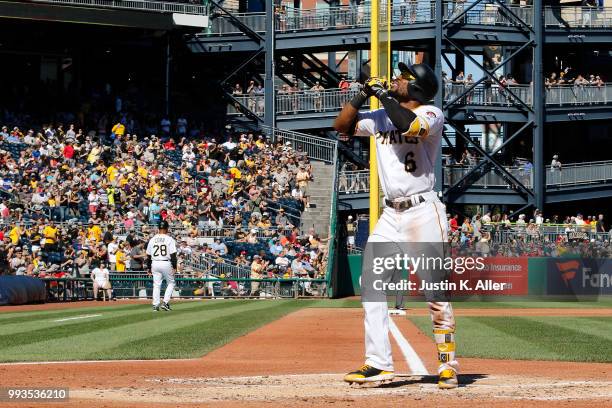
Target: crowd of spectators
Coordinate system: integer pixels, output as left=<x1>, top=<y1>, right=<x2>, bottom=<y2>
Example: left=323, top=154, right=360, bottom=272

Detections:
left=545, top=69, right=605, bottom=88
left=446, top=210, right=612, bottom=257
left=230, top=78, right=363, bottom=116
left=0, top=117, right=329, bottom=289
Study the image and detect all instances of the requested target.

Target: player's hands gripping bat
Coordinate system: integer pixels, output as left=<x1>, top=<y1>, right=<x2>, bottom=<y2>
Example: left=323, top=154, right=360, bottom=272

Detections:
left=364, top=77, right=388, bottom=99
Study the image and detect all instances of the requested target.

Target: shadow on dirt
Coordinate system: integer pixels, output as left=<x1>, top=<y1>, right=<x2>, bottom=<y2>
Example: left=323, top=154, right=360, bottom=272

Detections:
left=378, top=374, right=487, bottom=388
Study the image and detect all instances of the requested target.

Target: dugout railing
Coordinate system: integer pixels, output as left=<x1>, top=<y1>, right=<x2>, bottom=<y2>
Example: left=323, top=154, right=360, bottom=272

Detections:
left=40, top=276, right=328, bottom=301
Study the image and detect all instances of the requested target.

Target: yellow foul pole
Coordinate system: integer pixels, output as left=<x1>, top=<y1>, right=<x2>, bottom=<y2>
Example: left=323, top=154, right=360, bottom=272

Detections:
left=369, top=0, right=380, bottom=233
left=369, top=0, right=391, bottom=233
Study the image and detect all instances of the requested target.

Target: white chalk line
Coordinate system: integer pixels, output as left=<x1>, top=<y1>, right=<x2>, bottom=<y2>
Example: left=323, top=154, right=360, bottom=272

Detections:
left=0, top=358, right=197, bottom=366
left=53, top=314, right=102, bottom=322
left=388, top=316, right=429, bottom=376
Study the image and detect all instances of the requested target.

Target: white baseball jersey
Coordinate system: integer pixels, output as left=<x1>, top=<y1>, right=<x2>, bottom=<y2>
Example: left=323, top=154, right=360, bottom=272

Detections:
left=355, top=105, right=444, bottom=200
left=91, top=267, right=109, bottom=284
left=146, top=234, right=177, bottom=262
left=107, top=242, right=118, bottom=263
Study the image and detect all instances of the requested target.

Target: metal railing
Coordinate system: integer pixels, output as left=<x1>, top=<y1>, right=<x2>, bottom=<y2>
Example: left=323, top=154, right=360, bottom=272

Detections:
left=0, top=221, right=294, bottom=242
left=262, top=126, right=337, bottom=164
left=444, top=83, right=611, bottom=107
left=29, top=0, right=209, bottom=15
left=209, top=12, right=265, bottom=35
left=207, top=2, right=436, bottom=35
left=42, top=276, right=328, bottom=300
left=545, top=84, right=610, bottom=106
left=277, top=2, right=436, bottom=32
left=445, top=165, right=533, bottom=188
left=443, top=3, right=533, bottom=26
left=228, top=82, right=605, bottom=112
left=444, top=83, right=533, bottom=107
left=183, top=225, right=295, bottom=239
left=181, top=253, right=252, bottom=279
left=547, top=160, right=612, bottom=187
left=487, top=229, right=610, bottom=245
left=341, top=160, right=612, bottom=192
left=338, top=170, right=370, bottom=194
left=227, top=88, right=366, bottom=117
left=545, top=6, right=612, bottom=28
left=276, top=88, right=366, bottom=115
left=204, top=4, right=612, bottom=35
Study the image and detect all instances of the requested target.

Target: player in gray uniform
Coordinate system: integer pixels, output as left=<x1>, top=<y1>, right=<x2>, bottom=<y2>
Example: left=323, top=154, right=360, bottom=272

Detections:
left=147, top=220, right=177, bottom=312
left=334, top=63, right=458, bottom=389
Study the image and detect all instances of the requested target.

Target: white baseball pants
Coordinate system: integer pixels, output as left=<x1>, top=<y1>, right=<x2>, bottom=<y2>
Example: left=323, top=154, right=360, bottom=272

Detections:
left=152, top=261, right=175, bottom=306
left=363, top=193, right=458, bottom=374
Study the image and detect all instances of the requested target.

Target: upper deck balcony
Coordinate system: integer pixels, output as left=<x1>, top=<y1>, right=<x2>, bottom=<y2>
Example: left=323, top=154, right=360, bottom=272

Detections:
left=0, top=0, right=209, bottom=29
left=187, top=3, right=612, bottom=53
left=339, top=160, right=612, bottom=208
left=227, top=82, right=612, bottom=130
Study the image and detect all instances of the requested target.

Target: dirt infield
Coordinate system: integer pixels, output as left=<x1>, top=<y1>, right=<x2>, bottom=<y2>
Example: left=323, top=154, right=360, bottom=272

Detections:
left=1, top=306, right=611, bottom=407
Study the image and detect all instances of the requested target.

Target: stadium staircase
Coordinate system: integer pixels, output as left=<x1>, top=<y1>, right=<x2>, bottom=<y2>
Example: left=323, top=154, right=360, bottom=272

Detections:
left=261, top=127, right=338, bottom=237
left=300, top=160, right=335, bottom=237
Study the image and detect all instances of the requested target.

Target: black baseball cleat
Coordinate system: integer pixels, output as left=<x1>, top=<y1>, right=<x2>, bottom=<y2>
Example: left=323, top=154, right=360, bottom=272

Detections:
left=160, top=302, right=171, bottom=311
left=153, top=306, right=160, bottom=312
left=344, top=364, right=394, bottom=384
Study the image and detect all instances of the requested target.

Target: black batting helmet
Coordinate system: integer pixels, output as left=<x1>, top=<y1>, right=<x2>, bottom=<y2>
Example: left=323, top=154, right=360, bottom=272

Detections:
left=397, top=62, right=439, bottom=103
left=158, top=220, right=169, bottom=230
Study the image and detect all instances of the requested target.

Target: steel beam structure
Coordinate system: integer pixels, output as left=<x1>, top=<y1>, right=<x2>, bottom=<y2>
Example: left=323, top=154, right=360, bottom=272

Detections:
left=532, top=0, right=545, bottom=210
left=264, top=0, right=275, bottom=129
left=441, top=0, right=541, bottom=212
left=202, top=1, right=611, bottom=211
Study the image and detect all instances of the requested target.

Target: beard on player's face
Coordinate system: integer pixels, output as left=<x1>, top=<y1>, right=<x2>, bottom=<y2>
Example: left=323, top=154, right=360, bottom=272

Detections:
left=389, top=78, right=411, bottom=102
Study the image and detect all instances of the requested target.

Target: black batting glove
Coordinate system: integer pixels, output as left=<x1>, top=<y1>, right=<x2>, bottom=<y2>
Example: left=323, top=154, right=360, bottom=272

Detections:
left=364, top=77, right=388, bottom=99
left=349, top=89, right=368, bottom=110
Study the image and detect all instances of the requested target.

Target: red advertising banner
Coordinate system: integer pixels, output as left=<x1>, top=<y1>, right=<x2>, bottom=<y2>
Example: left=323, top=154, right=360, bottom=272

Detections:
left=407, top=257, right=529, bottom=296
left=450, top=257, right=529, bottom=295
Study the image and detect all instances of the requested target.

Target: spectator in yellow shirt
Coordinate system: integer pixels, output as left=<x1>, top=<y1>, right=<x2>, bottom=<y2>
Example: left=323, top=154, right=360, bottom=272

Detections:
left=106, top=165, right=119, bottom=182
left=229, top=166, right=242, bottom=179
left=257, top=214, right=272, bottom=229
left=137, top=165, right=148, bottom=180
left=111, top=122, right=125, bottom=138
left=88, top=221, right=103, bottom=243
left=87, top=144, right=101, bottom=164
left=43, top=222, right=59, bottom=250
left=8, top=224, right=22, bottom=245
left=115, top=243, right=127, bottom=272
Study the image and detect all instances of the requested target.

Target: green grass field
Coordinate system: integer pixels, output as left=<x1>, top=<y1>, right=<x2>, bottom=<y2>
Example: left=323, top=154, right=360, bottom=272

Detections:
left=1, top=299, right=611, bottom=363
left=0, top=300, right=307, bottom=362
left=409, top=315, right=612, bottom=363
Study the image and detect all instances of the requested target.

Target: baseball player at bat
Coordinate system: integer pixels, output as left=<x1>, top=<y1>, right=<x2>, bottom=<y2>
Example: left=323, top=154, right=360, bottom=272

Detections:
left=334, top=63, right=459, bottom=389
left=147, top=220, right=177, bottom=312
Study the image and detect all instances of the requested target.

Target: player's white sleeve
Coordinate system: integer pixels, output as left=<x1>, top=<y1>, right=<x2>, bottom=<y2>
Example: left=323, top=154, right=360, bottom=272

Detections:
left=354, top=109, right=383, bottom=136
left=146, top=239, right=153, bottom=256
left=404, top=107, right=444, bottom=139
left=421, top=108, right=444, bottom=137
